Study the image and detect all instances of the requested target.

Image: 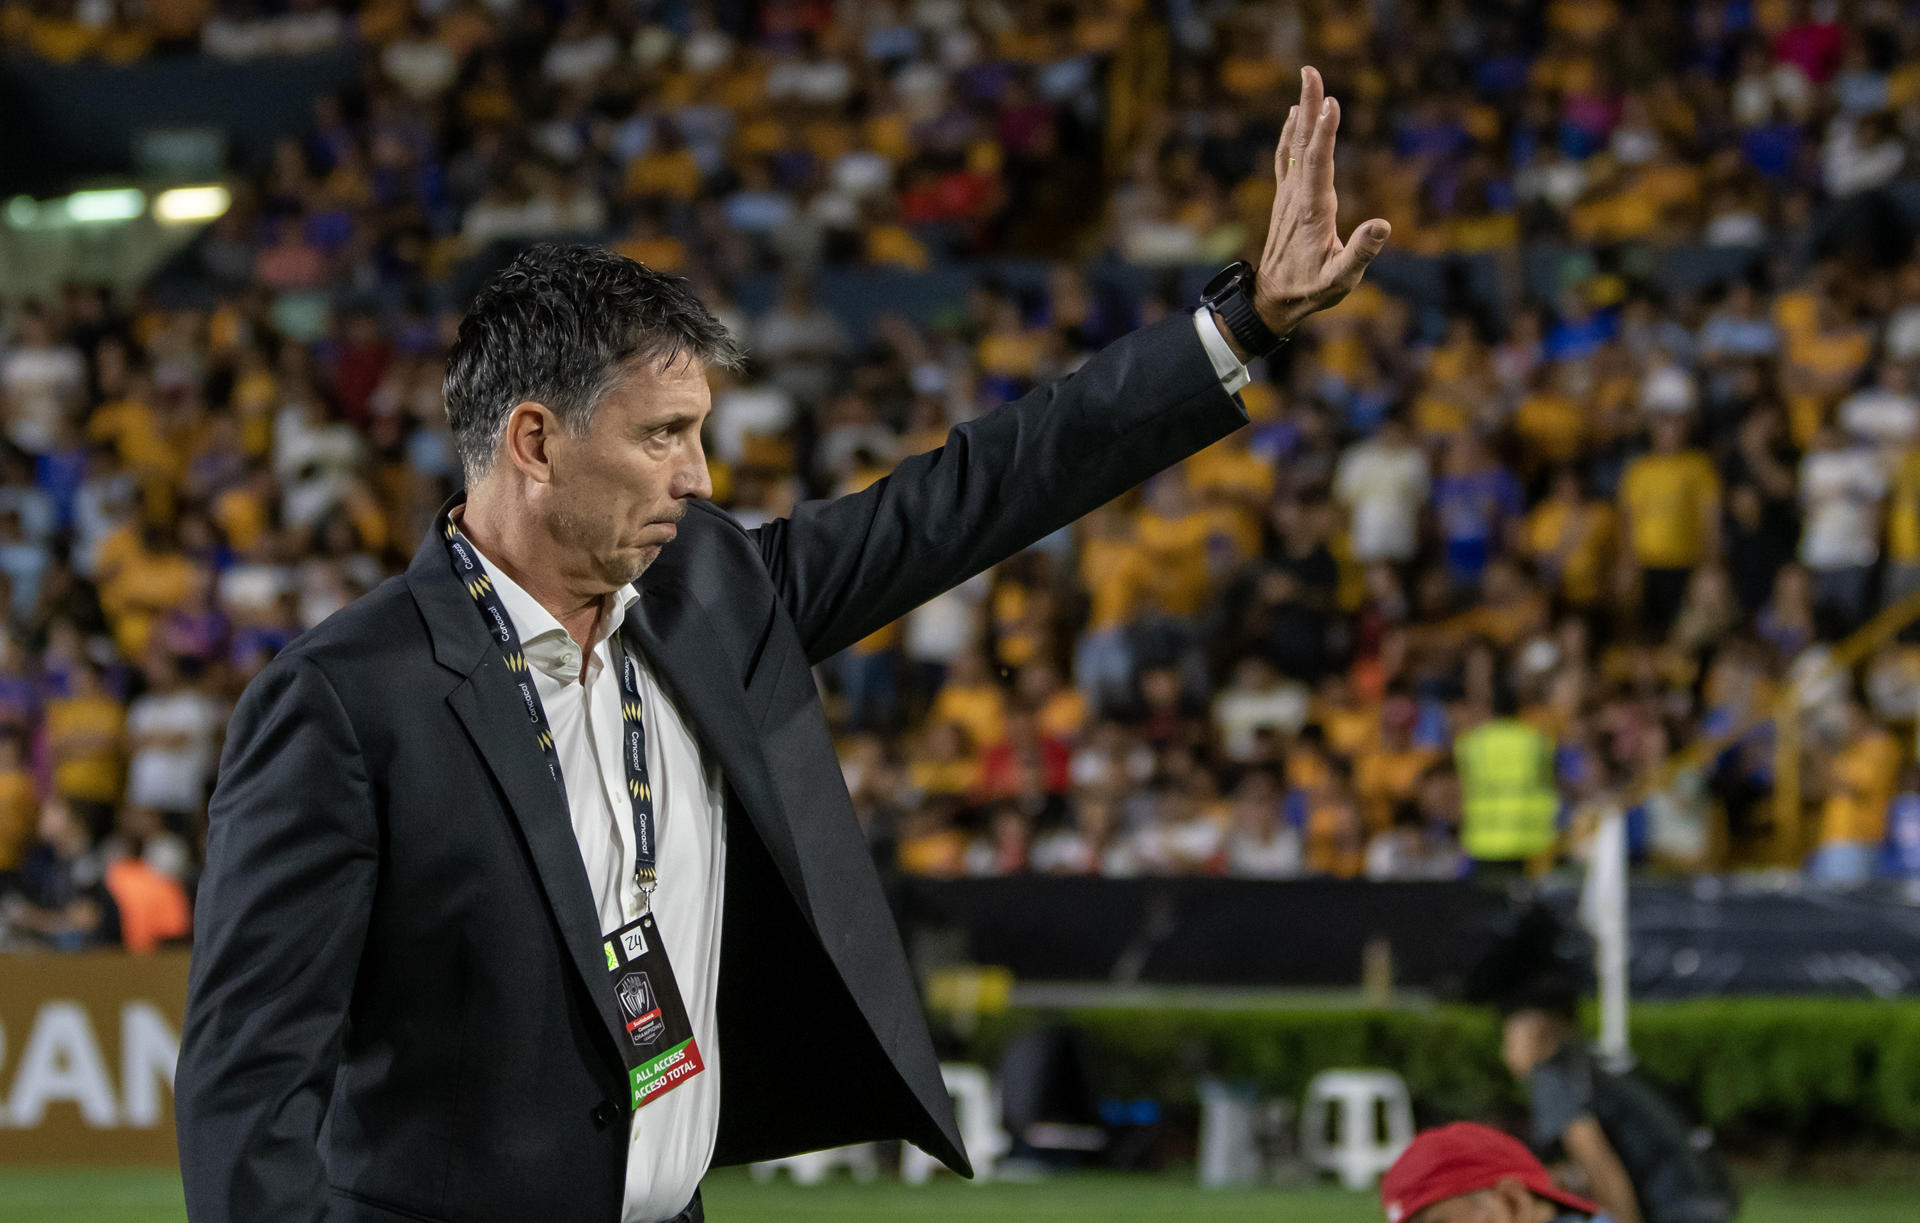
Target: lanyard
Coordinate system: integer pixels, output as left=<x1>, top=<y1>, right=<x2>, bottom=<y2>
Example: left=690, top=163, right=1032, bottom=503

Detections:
left=443, top=521, right=659, bottom=894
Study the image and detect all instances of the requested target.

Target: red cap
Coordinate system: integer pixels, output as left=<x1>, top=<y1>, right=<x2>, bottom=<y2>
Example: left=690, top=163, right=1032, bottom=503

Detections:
left=1381, top=1123, right=1600, bottom=1222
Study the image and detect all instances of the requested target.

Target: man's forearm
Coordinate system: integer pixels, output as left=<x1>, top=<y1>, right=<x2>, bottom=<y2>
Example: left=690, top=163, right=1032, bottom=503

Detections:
left=1565, top=1117, right=1645, bottom=1223
left=754, top=313, right=1248, bottom=662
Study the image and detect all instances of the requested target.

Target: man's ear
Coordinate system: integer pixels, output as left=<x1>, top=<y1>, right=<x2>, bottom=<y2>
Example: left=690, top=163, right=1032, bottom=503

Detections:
left=1492, top=1177, right=1554, bottom=1221
left=502, top=400, right=561, bottom=483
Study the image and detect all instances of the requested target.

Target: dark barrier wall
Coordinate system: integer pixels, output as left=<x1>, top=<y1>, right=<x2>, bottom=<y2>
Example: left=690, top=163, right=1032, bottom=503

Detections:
left=1, top=50, right=360, bottom=195
left=903, top=876, right=1920, bottom=999
left=902, top=877, right=1509, bottom=992
left=1551, top=878, right=1920, bottom=999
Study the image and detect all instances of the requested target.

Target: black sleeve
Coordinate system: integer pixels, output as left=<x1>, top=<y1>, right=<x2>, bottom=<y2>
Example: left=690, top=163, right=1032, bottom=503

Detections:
left=750, top=313, right=1248, bottom=663
left=1530, top=1055, right=1595, bottom=1150
left=175, top=652, right=378, bottom=1223
left=85, top=878, right=121, bottom=947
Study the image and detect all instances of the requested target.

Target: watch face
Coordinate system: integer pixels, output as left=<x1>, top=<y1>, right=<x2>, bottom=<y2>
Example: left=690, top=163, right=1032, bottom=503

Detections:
left=1202, top=262, right=1248, bottom=303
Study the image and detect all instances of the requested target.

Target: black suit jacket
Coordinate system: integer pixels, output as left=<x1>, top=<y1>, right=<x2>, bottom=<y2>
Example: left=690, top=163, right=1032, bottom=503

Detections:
left=175, top=313, right=1247, bottom=1222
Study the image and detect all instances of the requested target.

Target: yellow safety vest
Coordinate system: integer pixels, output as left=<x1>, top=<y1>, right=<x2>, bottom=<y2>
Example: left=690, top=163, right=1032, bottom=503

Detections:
left=1455, top=719, right=1559, bottom=860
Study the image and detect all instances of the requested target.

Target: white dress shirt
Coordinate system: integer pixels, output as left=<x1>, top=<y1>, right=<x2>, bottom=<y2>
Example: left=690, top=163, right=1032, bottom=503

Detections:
left=462, top=532, right=727, bottom=1223
left=1193, top=306, right=1254, bottom=395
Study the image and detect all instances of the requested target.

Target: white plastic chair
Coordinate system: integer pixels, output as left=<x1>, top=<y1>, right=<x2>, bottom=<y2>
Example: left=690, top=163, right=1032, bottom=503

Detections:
left=1299, top=1069, right=1414, bottom=1190
left=902, top=1062, right=1010, bottom=1185
left=747, top=1143, right=881, bottom=1186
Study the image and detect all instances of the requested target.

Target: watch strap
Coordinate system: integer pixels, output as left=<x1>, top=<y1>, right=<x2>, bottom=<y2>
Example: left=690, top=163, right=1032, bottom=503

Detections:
left=1215, top=276, right=1284, bottom=359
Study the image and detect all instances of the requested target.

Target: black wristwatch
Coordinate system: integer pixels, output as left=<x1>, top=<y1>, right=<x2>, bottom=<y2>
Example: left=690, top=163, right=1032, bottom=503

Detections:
left=1200, top=260, right=1285, bottom=359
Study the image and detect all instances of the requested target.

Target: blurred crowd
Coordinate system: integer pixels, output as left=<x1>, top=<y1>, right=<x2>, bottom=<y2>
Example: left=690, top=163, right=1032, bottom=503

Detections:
left=9, top=0, right=1920, bottom=952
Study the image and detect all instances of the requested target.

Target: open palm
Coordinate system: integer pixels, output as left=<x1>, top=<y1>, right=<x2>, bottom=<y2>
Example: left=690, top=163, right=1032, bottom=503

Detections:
left=1254, top=66, right=1392, bottom=336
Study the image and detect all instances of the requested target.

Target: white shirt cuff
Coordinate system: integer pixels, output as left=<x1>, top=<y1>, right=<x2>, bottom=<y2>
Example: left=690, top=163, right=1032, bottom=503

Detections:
left=1193, top=306, right=1252, bottom=396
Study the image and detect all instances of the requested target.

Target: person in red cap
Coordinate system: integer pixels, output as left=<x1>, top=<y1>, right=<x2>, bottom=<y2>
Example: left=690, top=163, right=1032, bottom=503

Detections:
left=1381, top=1122, right=1602, bottom=1223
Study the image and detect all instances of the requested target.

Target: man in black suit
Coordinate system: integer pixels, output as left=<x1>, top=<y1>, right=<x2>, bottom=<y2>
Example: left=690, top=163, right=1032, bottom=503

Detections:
left=176, top=67, right=1388, bottom=1223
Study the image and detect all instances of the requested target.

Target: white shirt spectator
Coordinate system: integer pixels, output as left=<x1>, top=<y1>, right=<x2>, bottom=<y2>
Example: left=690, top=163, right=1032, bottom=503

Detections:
left=126, top=687, right=226, bottom=815
left=904, top=572, right=989, bottom=669
left=2, top=334, right=84, bottom=455
left=832, top=150, right=894, bottom=199
left=544, top=26, right=620, bottom=86
left=73, top=474, right=138, bottom=580
left=1839, top=383, right=1920, bottom=449
left=1704, top=204, right=1768, bottom=248
left=0, top=479, right=55, bottom=544
left=1212, top=669, right=1311, bottom=762
left=1514, top=151, right=1587, bottom=211
left=274, top=401, right=364, bottom=531
left=1888, top=302, right=1920, bottom=363
left=201, top=8, right=343, bottom=59
left=892, top=60, right=950, bottom=120
left=1639, top=361, right=1698, bottom=415
left=382, top=34, right=458, bottom=101
left=765, top=56, right=852, bottom=105
left=1225, top=823, right=1304, bottom=878
left=1823, top=115, right=1906, bottom=197
left=682, top=28, right=733, bottom=74
left=1131, top=803, right=1224, bottom=874
left=218, top=561, right=293, bottom=625
left=1030, top=829, right=1141, bottom=877
left=1800, top=445, right=1889, bottom=569
left=708, top=381, right=796, bottom=466
left=1334, top=433, right=1430, bottom=563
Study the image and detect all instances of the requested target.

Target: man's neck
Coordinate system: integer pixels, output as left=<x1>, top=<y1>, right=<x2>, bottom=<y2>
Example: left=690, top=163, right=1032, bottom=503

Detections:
left=455, top=498, right=606, bottom=651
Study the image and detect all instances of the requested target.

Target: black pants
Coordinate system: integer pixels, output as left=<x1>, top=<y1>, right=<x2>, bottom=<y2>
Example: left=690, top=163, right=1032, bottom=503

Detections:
left=1641, top=565, right=1693, bottom=639
left=664, top=1190, right=704, bottom=1223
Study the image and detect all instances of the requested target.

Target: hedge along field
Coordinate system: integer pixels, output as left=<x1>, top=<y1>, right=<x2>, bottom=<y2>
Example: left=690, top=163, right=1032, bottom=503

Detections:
left=961, top=998, right=1920, bottom=1148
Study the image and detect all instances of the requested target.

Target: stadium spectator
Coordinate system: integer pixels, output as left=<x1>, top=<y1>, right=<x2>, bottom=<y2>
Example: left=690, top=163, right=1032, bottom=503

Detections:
left=0, top=731, right=37, bottom=875
left=1501, top=981, right=1739, bottom=1223
left=1618, top=414, right=1721, bottom=637
left=1456, top=690, right=1560, bottom=870
left=101, top=805, right=193, bottom=954
left=1335, top=412, right=1429, bottom=569
left=122, top=646, right=225, bottom=832
left=1, top=794, right=120, bottom=951
left=6, top=0, right=1920, bottom=906
left=1809, top=698, right=1903, bottom=885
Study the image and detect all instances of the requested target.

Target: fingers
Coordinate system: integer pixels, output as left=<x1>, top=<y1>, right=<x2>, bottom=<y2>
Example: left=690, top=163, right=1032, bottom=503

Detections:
left=1276, top=105, right=1299, bottom=181
left=1276, top=66, right=1324, bottom=183
left=1295, top=65, right=1323, bottom=151
left=1307, top=94, right=1341, bottom=187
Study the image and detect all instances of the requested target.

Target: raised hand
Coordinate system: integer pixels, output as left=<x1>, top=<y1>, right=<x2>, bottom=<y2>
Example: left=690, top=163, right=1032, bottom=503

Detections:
left=1252, top=66, right=1392, bottom=336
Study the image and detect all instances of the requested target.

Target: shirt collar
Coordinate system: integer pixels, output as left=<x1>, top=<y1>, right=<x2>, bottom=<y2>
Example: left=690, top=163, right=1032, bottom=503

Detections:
left=460, top=534, right=641, bottom=682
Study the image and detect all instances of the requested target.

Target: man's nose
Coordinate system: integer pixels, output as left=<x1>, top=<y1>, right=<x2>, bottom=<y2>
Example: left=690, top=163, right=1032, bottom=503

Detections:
left=677, top=436, right=713, bottom=501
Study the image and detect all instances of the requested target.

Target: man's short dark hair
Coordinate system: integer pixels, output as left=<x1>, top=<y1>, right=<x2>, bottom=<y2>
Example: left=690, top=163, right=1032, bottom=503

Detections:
left=444, top=243, right=745, bottom=483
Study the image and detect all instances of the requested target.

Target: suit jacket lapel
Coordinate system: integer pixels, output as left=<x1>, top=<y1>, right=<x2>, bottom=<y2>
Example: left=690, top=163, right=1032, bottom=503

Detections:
left=620, top=577, right=817, bottom=936
left=445, top=670, right=631, bottom=1056
left=406, top=503, right=631, bottom=1060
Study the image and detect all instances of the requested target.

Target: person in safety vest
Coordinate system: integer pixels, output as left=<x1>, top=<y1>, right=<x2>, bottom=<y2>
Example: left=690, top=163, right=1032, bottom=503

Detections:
left=1455, top=687, right=1559, bottom=864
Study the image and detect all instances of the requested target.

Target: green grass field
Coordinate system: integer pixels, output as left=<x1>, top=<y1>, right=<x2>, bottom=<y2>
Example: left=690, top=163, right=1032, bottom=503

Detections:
left=1, top=1168, right=1915, bottom=1222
